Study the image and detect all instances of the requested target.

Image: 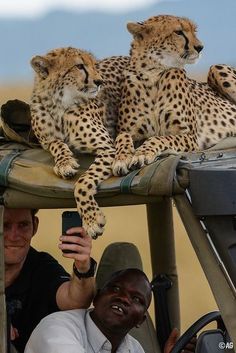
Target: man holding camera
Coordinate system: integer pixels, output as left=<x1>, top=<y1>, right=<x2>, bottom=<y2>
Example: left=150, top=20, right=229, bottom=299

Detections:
left=4, top=208, right=96, bottom=353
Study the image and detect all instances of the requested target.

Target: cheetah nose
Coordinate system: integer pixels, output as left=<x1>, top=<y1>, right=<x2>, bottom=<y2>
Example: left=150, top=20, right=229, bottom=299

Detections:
left=194, top=45, right=204, bottom=53
left=94, top=79, right=103, bottom=87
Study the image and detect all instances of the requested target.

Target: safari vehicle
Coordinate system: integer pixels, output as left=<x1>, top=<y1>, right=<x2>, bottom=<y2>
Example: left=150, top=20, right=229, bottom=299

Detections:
left=0, top=100, right=236, bottom=353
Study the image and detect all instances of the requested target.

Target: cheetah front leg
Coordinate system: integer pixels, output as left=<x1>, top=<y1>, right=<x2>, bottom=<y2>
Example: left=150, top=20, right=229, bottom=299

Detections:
left=129, top=133, right=198, bottom=169
left=112, top=132, right=135, bottom=176
left=74, top=147, right=115, bottom=239
left=112, top=71, right=156, bottom=176
left=31, top=107, right=79, bottom=179
left=208, top=64, right=236, bottom=104
left=48, top=140, right=80, bottom=179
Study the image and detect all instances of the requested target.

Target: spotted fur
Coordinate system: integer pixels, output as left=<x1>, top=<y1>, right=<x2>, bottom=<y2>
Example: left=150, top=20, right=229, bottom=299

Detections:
left=30, top=47, right=115, bottom=238
left=208, top=64, right=236, bottom=104
left=98, top=15, right=236, bottom=175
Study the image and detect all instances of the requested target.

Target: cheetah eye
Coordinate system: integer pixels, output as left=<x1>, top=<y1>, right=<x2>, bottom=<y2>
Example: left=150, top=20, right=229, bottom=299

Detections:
left=174, top=30, right=184, bottom=36
left=76, top=64, right=84, bottom=70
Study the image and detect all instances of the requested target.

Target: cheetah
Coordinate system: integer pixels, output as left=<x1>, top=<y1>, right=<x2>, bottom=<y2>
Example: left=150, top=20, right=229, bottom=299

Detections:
left=30, top=47, right=115, bottom=238
left=208, top=64, right=236, bottom=104
left=97, top=15, right=236, bottom=175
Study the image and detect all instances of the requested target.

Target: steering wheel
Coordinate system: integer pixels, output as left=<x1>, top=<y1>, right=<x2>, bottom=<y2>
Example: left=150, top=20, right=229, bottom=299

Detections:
left=170, top=311, right=223, bottom=353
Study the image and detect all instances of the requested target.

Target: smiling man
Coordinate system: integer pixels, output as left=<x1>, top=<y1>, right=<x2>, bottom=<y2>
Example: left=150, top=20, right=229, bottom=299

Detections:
left=24, top=268, right=184, bottom=353
left=25, top=268, right=152, bottom=353
left=90, top=268, right=152, bottom=350
left=4, top=208, right=96, bottom=353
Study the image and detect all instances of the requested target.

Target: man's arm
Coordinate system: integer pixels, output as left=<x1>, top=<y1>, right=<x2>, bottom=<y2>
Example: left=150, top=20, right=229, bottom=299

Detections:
left=56, top=227, right=96, bottom=310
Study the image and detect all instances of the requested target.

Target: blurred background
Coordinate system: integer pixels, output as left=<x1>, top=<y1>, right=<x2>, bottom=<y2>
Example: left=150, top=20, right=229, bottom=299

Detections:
left=1, top=0, right=235, bottom=333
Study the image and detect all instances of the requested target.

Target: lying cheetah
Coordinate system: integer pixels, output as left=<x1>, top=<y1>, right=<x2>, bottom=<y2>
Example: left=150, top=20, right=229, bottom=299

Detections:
left=30, top=47, right=115, bottom=238
left=98, top=15, right=236, bottom=175
left=208, top=64, right=236, bottom=104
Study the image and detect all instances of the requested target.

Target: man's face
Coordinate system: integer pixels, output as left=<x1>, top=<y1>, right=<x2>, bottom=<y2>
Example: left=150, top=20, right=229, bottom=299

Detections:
left=4, top=209, right=38, bottom=266
left=91, top=271, right=151, bottom=336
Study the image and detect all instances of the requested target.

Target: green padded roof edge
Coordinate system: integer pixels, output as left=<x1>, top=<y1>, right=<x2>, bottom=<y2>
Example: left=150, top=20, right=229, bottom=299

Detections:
left=0, top=150, right=21, bottom=187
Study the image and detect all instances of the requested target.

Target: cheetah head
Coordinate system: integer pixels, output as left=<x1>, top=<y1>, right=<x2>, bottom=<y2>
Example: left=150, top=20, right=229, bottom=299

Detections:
left=127, top=15, right=203, bottom=69
left=31, top=47, right=103, bottom=109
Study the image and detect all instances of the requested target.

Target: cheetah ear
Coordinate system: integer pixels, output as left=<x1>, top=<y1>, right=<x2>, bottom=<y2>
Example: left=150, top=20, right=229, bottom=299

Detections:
left=127, top=22, right=152, bottom=40
left=30, top=55, right=50, bottom=78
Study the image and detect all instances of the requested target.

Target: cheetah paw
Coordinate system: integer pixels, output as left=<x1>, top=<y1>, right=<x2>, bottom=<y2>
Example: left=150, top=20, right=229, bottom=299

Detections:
left=54, top=158, right=80, bottom=179
left=112, top=154, right=133, bottom=176
left=129, top=151, right=157, bottom=169
left=83, top=211, right=106, bottom=239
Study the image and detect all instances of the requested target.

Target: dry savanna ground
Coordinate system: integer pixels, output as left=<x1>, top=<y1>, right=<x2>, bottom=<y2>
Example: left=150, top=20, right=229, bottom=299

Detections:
left=1, top=83, right=217, bottom=333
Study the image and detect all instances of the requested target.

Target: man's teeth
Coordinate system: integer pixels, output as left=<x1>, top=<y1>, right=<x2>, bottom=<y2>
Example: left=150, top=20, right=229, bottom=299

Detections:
left=112, top=305, right=124, bottom=313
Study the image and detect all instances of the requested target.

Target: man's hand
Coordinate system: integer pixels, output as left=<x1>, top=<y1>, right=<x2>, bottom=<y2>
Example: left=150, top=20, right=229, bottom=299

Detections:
left=56, top=226, right=95, bottom=310
left=181, top=336, right=197, bottom=353
left=164, top=328, right=197, bottom=353
left=10, top=325, right=19, bottom=341
left=58, top=227, right=92, bottom=272
left=164, top=328, right=179, bottom=353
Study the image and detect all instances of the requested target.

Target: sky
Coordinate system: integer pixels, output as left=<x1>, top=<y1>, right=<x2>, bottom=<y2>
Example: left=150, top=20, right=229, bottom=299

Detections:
left=1, top=0, right=236, bottom=82
left=0, top=0, right=159, bottom=17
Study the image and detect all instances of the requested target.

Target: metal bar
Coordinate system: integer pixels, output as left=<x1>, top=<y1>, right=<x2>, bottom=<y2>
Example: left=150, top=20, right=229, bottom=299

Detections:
left=174, top=193, right=236, bottom=344
left=146, top=198, right=180, bottom=331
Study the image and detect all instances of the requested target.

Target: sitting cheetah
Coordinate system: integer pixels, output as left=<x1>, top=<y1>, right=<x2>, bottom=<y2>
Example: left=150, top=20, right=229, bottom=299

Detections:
left=98, top=15, right=236, bottom=175
left=30, top=47, right=115, bottom=238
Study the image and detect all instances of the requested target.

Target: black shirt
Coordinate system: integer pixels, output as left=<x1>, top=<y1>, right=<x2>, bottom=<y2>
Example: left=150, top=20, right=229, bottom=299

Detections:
left=6, top=247, right=71, bottom=353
